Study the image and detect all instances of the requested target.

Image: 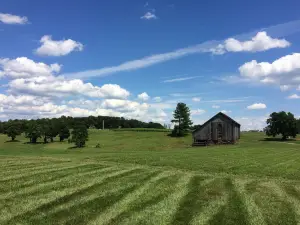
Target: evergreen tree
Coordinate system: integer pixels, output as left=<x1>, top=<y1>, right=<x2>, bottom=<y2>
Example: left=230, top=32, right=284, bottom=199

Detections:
left=266, top=111, right=297, bottom=140
left=70, top=123, right=88, bottom=148
left=171, top=103, right=193, bottom=137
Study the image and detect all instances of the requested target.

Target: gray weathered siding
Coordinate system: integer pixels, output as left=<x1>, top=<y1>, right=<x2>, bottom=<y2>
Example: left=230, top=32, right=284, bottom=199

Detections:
left=193, top=113, right=240, bottom=143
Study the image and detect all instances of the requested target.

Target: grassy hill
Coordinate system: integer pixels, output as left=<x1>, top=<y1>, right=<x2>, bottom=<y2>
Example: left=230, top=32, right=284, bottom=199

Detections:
left=1, top=130, right=300, bottom=224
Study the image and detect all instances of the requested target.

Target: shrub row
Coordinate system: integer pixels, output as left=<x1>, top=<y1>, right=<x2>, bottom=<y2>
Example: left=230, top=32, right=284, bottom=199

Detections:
left=112, top=128, right=172, bottom=132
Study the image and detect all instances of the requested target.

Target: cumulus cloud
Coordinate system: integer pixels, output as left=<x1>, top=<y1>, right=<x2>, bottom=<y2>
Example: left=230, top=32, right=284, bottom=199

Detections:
left=141, top=12, right=157, bottom=20
left=153, top=96, right=162, bottom=102
left=9, top=77, right=130, bottom=99
left=191, top=109, right=206, bottom=115
left=239, top=53, right=300, bottom=78
left=101, top=99, right=149, bottom=112
left=0, top=57, right=61, bottom=79
left=247, top=103, right=267, bottom=110
left=211, top=32, right=290, bottom=54
left=235, top=116, right=267, bottom=131
left=192, top=97, right=201, bottom=102
left=0, top=13, right=28, bottom=24
left=137, top=92, right=150, bottom=101
left=35, top=35, right=84, bottom=56
left=287, top=94, right=300, bottom=99
left=237, top=53, right=300, bottom=90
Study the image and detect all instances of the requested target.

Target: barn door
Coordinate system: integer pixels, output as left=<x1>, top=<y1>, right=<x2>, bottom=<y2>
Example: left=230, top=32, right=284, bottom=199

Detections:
left=217, top=124, right=222, bottom=140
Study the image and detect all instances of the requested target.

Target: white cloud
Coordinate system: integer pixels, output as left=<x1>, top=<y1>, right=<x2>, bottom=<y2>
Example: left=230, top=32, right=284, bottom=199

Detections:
left=212, top=32, right=290, bottom=54
left=192, top=97, right=201, bottom=102
left=191, top=109, right=206, bottom=115
left=202, top=99, right=245, bottom=103
left=280, top=85, right=292, bottom=91
left=35, top=35, right=83, bottom=56
left=153, top=96, right=162, bottom=102
left=137, top=92, right=150, bottom=101
left=62, top=20, right=300, bottom=79
left=221, top=110, right=232, bottom=114
left=247, top=103, right=267, bottom=110
left=9, top=77, right=130, bottom=99
left=0, top=13, right=28, bottom=24
left=163, top=76, right=202, bottom=83
left=287, top=94, right=300, bottom=99
left=239, top=53, right=300, bottom=78
left=101, top=99, right=149, bottom=112
left=141, top=12, right=157, bottom=20
left=235, top=116, right=267, bottom=131
left=0, top=94, right=48, bottom=106
left=237, top=53, right=300, bottom=90
left=0, top=57, right=61, bottom=79
left=212, top=105, right=220, bottom=109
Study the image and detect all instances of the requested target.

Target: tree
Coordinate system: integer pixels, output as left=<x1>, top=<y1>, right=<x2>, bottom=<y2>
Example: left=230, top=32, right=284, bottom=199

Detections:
left=59, top=124, right=70, bottom=142
left=5, top=121, right=22, bottom=141
left=25, top=121, right=42, bottom=143
left=266, top=111, right=297, bottom=140
left=70, top=123, right=88, bottom=148
left=171, top=103, right=193, bottom=137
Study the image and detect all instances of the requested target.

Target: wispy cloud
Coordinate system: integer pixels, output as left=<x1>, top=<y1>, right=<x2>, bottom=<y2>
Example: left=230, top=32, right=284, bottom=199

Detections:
left=162, top=76, right=202, bottom=83
left=63, top=19, right=300, bottom=79
left=141, top=12, right=157, bottom=20
left=201, top=99, right=246, bottom=103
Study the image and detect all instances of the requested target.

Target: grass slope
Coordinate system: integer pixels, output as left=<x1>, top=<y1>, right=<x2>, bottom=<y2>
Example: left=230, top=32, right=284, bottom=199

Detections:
left=1, top=130, right=300, bottom=224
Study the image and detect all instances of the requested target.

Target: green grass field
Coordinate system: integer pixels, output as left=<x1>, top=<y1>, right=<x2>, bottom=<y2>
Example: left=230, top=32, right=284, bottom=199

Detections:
left=1, top=130, right=300, bottom=225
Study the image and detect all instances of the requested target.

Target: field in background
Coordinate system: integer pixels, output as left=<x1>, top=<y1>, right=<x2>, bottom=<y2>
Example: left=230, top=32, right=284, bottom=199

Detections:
left=1, top=130, right=300, bottom=224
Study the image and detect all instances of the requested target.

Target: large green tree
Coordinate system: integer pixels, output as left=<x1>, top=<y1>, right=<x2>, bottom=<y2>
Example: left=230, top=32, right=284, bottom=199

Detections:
left=70, top=123, right=88, bottom=148
left=25, top=121, right=42, bottom=143
left=5, top=121, right=22, bottom=141
left=59, top=124, right=70, bottom=142
left=266, top=111, right=297, bottom=140
left=171, top=103, right=193, bottom=137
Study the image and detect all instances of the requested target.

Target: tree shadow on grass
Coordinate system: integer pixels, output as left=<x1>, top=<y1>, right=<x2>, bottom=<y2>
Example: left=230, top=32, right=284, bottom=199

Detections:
left=259, top=138, right=296, bottom=142
left=5, top=140, right=20, bottom=143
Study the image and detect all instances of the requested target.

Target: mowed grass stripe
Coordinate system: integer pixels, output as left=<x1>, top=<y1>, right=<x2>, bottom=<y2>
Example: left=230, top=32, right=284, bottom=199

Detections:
left=0, top=163, right=108, bottom=193
left=207, top=178, right=250, bottom=225
left=170, top=176, right=226, bottom=225
left=131, top=174, right=193, bottom=225
left=4, top=169, right=161, bottom=225
left=0, top=162, right=96, bottom=181
left=245, top=180, right=298, bottom=225
left=0, top=169, right=143, bottom=222
left=0, top=166, right=118, bottom=202
left=0, top=160, right=70, bottom=177
left=228, top=179, right=266, bottom=225
left=94, top=171, right=182, bottom=225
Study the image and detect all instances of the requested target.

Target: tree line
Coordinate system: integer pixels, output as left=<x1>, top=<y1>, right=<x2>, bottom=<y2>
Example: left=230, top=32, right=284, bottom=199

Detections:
left=0, top=115, right=165, bottom=147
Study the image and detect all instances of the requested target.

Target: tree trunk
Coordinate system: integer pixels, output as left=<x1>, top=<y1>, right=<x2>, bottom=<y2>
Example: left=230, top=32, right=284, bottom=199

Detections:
left=50, top=137, right=54, bottom=142
left=12, top=137, right=15, bottom=141
left=32, top=137, right=37, bottom=143
left=44, top=137, right=47, bottom=143
left=60, top=136, right=63, bottom=142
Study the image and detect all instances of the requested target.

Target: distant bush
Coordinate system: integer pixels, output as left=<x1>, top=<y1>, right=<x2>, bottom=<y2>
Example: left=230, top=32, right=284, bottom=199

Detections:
left=112, top=128, right=171, bottom=132
left=95, top=143, right=101, bottom=148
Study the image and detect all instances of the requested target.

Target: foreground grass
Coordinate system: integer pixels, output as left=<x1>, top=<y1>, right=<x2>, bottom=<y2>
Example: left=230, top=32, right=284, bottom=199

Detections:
left=1, top=131, right=300, bottom=224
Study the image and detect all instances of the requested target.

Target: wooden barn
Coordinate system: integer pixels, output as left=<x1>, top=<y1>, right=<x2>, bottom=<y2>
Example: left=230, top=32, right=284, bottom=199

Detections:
left=192, top=112, right=241, bottom=146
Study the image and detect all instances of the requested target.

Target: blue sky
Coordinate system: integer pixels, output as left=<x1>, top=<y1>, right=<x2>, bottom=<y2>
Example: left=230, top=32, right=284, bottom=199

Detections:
left=0, top=0, right=300, bottom=130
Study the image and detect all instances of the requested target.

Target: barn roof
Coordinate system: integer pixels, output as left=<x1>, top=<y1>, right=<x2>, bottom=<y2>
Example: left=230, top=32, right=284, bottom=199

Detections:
left=192, top=112, right=240, bottom=134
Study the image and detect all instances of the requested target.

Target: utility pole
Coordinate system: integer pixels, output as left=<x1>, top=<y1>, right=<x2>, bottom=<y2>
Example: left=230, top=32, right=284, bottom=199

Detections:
left=102, top=120, right=104, bottom=130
